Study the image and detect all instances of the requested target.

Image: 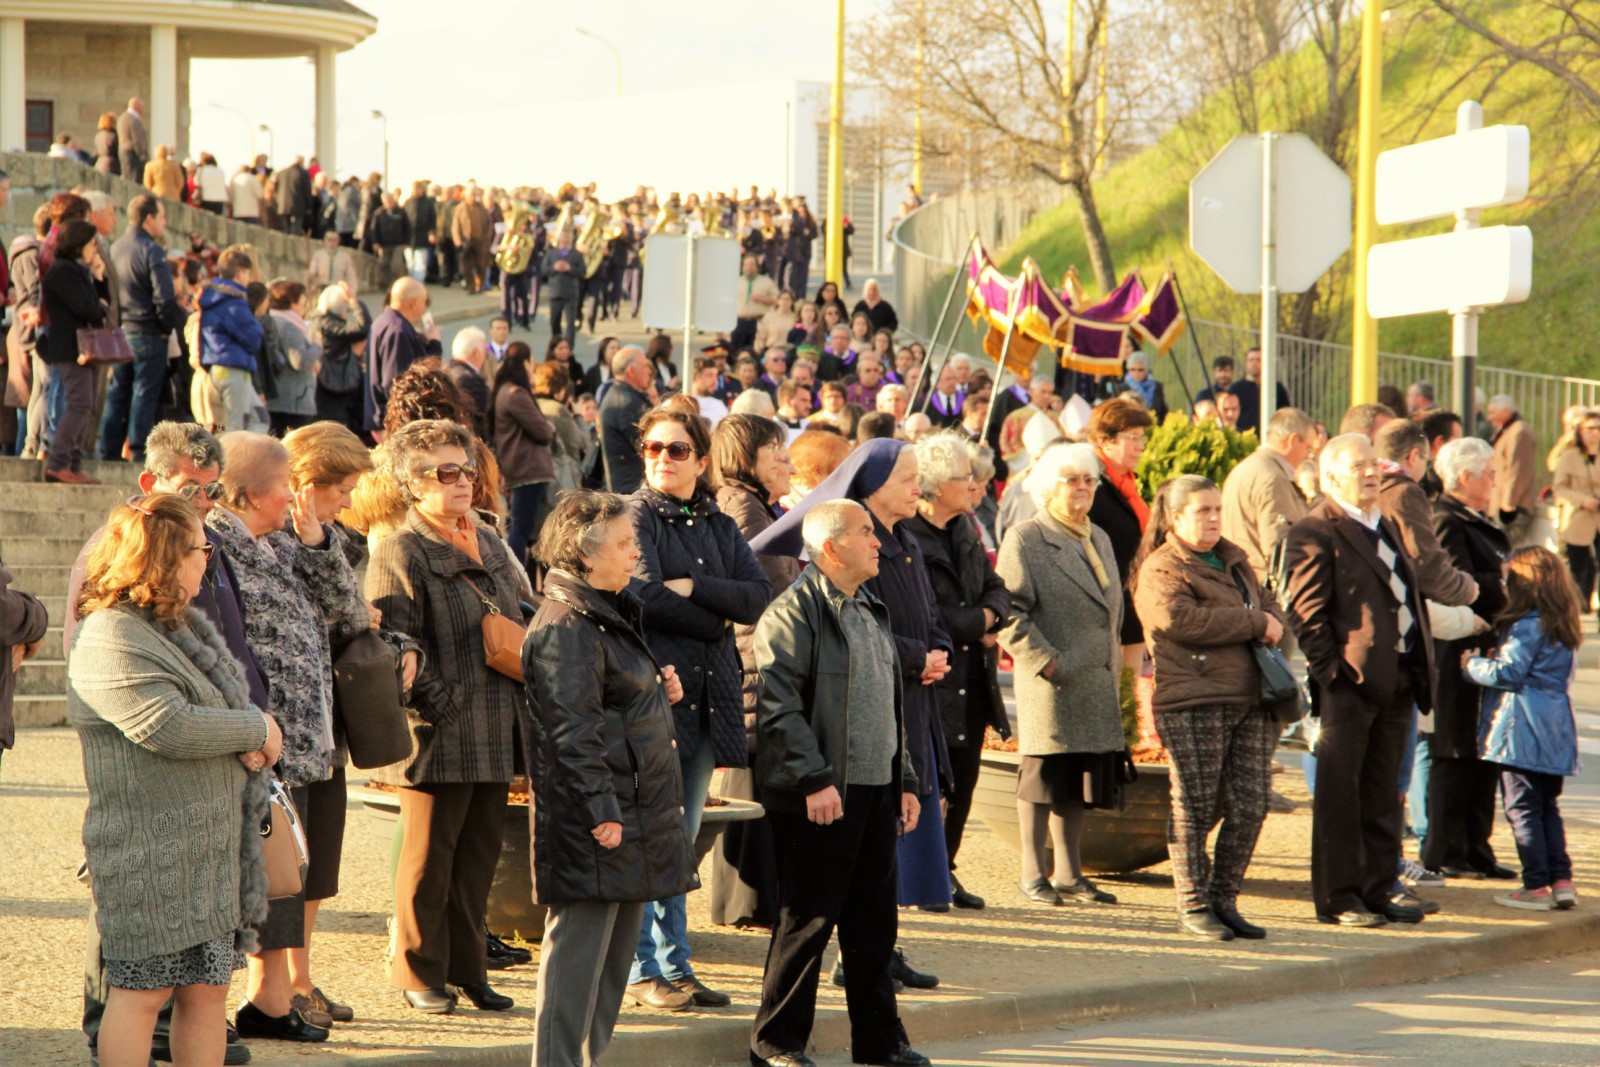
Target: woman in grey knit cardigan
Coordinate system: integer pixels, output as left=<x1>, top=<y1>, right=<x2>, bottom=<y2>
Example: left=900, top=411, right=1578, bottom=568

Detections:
left=71, top=493, right=283, bottom=1067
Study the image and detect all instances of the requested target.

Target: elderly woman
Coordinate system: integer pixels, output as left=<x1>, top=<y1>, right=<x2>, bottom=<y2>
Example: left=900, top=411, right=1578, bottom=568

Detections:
left=708, top=414, right=799, bottom=928
left=307, top=282, right=370, bottom=437
left=903, top=431, right=1011, bottom=911
left=997, top=443, right=1127, bottom=907
left=1550, top=409, right=1600, bottom=611
left=624, top=407, right=771, bottom=1009
left=1424, top=436, right=1513, bottom=880
left=1132, top=476, right=1285, bottom=940
left=524, top=491, right=694, bottom=1065
left=72, top=494, right=282, bottom=1067
left=206, top=431, right=367, bottom=1041
left=265, top=280, right=323, bottom=437
left=1087, top=398, right=1155, bottom=669
left=1122, top=352, right=1168, bottom=425
left=751, top=437, right=952, bottom=987
left=365, top=419, right=529, bottom=1015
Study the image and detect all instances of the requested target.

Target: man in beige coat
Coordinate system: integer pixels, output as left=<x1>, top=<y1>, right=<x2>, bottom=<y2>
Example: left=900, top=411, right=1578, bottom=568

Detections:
left=1221, top=406, right=1314, bottom=587
left=1486, top=394, right=1536, bottom=546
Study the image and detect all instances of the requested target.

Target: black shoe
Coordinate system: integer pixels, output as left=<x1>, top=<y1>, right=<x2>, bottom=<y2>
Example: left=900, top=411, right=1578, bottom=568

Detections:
left=831, top=957, right=903, bottom=993
left=917, top=903, right=951, bottom=913
left=889, top=947, right=939, bottom=989
left=486, top=929, right=532, bottom=968
left=1053, top=877, right=1117, bottom=904
left=1316, top=907, right=1388, bottom=928
left=753, top=1053, right=817, bottom=1067
left=1481, top=863, right=1519, bottom=880
left=1440, top=865, right=1487, bottom=880
left=453, top=982, right=515, bottom=1011
left=1018, top=877, right=1063, bottom=906
left=401, top=987, right=458, bottom=1014
left=857, top=1041, right=932, bottom=1066
left=234, top=1002, right=331, bottom=1042
left=151, top=1040, right=252, bottom=1065
left=950, top=877, right=986, bottom=910
left=671, top=975, right=732, bottom=1007
left=1391, top=887, right=1440, bottom=915
left=1213, top=905, right=1266, bottom=940
left=1380, top=901, right=1426, bottom=924
left=1178, top=907, right=1236, bottom=940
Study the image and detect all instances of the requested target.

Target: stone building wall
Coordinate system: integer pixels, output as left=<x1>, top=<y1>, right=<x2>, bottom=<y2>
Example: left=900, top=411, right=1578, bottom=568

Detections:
left=24, top=22, right=192, bottom=158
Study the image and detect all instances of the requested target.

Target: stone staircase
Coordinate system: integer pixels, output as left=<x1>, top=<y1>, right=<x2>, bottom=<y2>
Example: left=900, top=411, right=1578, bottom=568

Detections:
left=0, top=458, right=143, bottom=728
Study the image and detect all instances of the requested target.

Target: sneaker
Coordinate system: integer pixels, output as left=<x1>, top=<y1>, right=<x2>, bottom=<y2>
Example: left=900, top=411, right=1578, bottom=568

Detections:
left=1391, top=886, right=1440, bottom=915
left=1400, top=858, right=1447, bottom=888
left=1495, top=887, right=1553, bottom=911
left=1553, top=880, right=1579, bottom=909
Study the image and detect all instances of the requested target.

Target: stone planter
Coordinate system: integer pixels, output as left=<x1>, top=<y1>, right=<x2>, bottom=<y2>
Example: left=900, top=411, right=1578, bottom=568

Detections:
left=972, top=751, right=1172, bottom=874
left=353, top=786, right=765, bottom=941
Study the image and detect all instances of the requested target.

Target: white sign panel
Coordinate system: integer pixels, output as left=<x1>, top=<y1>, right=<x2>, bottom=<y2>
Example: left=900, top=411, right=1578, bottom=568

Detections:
left=1365, top=225, right=1533, bottom=319
left=1189, top=133, right=1352, bottom=294
left=641, top=234, right=741, bottom=332
left=1375, top=125, right=1530, bottom=226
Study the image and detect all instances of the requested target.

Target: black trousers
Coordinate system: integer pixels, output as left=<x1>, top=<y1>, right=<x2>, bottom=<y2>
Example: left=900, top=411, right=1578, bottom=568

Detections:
left=752, top=783, right=902, bottom=1062
left=1563, top=541, right=1597, bottom=612
left=1420, top=755, right=1501, bottom=873
left=548, top=295, right=578, bottom=346
left=943, top=706, right=988, bottom=869
left=1311, top=678, right=1413, bottom=915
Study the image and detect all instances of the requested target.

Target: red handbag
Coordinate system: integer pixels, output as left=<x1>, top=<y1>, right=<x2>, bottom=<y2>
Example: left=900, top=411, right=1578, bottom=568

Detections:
left=76, top=326, right=134, bottom=365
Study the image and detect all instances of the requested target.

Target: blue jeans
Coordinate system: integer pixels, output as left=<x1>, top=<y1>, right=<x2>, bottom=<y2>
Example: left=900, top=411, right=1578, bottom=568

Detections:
left=1407, top=733, right=1432, bottom=844
left=1500, top=767, right=1571, bottom=889
left=44, top=367, right=66, bottom=444
left=97, top=331, right=168, bottom=462
left=505, top=483, right=546, bottom=568
left=630, top=737, right=716, bottom=984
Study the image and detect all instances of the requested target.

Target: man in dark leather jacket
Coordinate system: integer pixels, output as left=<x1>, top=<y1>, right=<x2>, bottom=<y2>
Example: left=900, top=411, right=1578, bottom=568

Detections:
left=749, top=499, right=930, bottom=1067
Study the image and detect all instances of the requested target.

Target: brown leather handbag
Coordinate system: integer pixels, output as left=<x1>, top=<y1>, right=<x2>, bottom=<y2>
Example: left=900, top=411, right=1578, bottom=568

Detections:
left=260, top=778, right=309, bottom=900
left=76, top=326, right=134, bottom=365
left=461, top=574, right=527, bottom=681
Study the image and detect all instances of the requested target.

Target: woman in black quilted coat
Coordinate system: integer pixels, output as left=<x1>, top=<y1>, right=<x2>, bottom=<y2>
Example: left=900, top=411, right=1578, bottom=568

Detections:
left=623, top=406, right=770, bottom=1010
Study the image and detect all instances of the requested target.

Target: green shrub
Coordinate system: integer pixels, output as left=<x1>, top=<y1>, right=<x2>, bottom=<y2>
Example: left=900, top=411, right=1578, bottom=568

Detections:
left=1136, top=413, right=1257, bottom=498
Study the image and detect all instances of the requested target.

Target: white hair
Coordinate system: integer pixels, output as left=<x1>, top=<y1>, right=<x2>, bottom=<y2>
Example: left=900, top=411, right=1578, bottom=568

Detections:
left=1486, top=393, right=1515, bottom=414
left=801, top=499, right=868, bottom=560
left=1125, top=351, right=1151, bottom=371
left=451, top=326, right=487, bottom=363
left=876, top=383, right=908, bottom=407
left=914, top=431, right=974, bottom=497
left=1318, top=433, right=1372, bottom=496
left=1264, top=406, right=1314, bottom=445
left=315, top=282, right=351, bottom=316
left=1023, top=441, right=1101, bottom=506
left=949, top=354, right=972, bottom=371
left=730, top=390, right=776, bottom=417
left=1436, top=436, right=1494, bottom=491
left=82, top=190, right=114, bottom=213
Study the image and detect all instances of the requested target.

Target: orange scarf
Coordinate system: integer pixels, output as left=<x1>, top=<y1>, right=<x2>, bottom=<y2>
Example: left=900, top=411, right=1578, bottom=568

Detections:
left=1108, top=464, right=1150, bottom=532
left=419, top=509, right=482, bottom=564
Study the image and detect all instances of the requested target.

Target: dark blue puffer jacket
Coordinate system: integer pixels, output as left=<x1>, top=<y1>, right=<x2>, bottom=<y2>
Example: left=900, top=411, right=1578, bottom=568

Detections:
left=199, top=278, right=264, bottom=371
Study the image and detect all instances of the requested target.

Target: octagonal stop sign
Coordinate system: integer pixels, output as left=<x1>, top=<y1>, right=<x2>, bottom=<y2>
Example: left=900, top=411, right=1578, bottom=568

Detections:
left=1189, top=133, right=1352, bottom=294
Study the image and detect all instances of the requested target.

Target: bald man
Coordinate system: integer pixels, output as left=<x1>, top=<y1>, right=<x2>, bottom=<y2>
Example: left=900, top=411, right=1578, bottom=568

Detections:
left=366, top=277, right=430, bottom=437
left=117, top=97, right=147, bottom=181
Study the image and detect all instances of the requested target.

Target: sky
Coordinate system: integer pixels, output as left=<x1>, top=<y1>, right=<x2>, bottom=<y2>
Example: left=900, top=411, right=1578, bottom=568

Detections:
left=189, top=0, right=891, bottom=188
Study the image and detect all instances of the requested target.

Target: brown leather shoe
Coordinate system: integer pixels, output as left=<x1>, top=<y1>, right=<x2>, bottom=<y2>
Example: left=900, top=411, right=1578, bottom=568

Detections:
left=45, top=469, right=98, bottom=485
left=625, top=976, right=693, bottom=1011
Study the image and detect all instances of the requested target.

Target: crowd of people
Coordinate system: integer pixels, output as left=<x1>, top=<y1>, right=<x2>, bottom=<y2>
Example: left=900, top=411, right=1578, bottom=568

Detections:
left=1, top=146, right=1583, bottom=1067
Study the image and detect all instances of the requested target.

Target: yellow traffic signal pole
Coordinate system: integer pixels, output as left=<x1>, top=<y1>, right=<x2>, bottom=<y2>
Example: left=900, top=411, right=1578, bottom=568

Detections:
left=913, top=0, right=924, bottom=195
left=825, top=0, right=847, bottom=290
left=1351, top=0, right=1383, bottom=404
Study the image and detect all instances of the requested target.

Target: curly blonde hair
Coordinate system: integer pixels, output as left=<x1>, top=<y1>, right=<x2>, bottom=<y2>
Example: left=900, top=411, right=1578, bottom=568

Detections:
left=77, top=494, right=202, bottom=627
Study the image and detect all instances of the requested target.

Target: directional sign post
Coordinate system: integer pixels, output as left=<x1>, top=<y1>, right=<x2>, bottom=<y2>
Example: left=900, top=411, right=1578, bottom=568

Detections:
left=1190, top=133, right=1351, bottom=429
left=642, top=233, right=740, bottom=385
left=1367, top=101, right=1532, bottom=428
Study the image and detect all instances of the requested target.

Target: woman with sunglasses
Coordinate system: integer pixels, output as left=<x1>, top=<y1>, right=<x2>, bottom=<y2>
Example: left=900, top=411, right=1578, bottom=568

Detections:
left=624, top=408, right=771, bottom=1011
left=366, top=419, right=530, bottom=1016
left=206, top=431, right=369, bottom=1043
left=71, top=493, right=283, bottom=1067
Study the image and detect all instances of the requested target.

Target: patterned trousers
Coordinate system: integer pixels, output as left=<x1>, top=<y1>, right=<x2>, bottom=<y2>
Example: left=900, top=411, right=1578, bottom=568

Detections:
left=1156, top=703, right=1277, bottom=913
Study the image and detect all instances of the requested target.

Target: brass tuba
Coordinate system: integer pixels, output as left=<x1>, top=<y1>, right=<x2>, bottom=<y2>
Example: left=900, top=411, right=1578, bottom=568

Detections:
left=494, top=203, right=538, bottom=275
left=576, top=203, right=611, bottom=279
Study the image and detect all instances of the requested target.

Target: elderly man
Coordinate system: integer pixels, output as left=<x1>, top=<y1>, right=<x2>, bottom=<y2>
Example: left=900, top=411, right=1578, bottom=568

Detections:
left=848, top=355, right=887, bottom=411
left=446, top=326, right=491, bottom=436
left=757, top=347, right=789, bottom=403
left=1339, top=402, right=1395, bottom=439
left=542, top=228, right=584, bottom=347
left=1486, top=394, right=1536, bottom=545
left=924, top=361, right=964, bottom=430
left=365, top=277, right=431, bottom=437
left=734, top=253, right=779, bottom=354
left=308, top=230, right=359, bottom=304
left=1283, top=434, right=1435, bottom=927
left=1375, top=419, right=1478, bottom=608
left=116, top=97, right=148, bottom=182
left=1221, top=406, right=1313, bottom=588
left=1406, top=382, right=1437, bottom=418
left=876, top=383, right=910, bottom=427
left=598, top=345, right=653, bottom=493
left=452, top=185, right=493, bottom=294
left=72, top=422, right=267, bottom=1067
left=749, top=499, right=927, bottom=1067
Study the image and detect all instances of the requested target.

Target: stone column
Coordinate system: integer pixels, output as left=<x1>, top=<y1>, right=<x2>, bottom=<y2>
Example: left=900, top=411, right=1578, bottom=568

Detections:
left=314, top=44, right=337, bottom=173
left=0, top=18, right=24, bottom=154
left=149, top=24, right=178, bottom=151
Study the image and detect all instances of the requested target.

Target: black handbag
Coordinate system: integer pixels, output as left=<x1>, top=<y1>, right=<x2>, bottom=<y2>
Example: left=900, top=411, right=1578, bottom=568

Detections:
left=1231, top=570, right=1306, bottom=724
left=332, top=629, right=413, bottom=768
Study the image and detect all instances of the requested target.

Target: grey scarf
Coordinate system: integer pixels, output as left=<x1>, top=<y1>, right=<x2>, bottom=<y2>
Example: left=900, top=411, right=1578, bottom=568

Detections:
left=162, top=608, right=273, bottom=954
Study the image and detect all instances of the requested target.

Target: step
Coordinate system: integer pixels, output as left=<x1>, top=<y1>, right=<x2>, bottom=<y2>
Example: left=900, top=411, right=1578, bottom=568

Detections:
left=0, top=537, right=93, bottom=567
left=0, top=482, right=135, bottom=515
left=36, top=627, right=62, bottom=661
left=17, top=659, right=64, bottom=695
left=35, top=595, right=66, bottom=621
left=8, top=566, right=74, bottom=598
left=0, top=457, right=142, bottom=485
left=0, top=509, right=107, bottom=539
left=13, top=694, right=66, bottom=728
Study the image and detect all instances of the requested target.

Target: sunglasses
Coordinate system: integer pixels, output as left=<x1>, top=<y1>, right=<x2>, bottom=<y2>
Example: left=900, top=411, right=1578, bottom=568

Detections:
left=425, top=463, right=479, bottom=485
left=191, top=541, right=216, bottom=561
left=176, top=481, right=226, bottom=501
left=641, top=441, right=697, bottom=462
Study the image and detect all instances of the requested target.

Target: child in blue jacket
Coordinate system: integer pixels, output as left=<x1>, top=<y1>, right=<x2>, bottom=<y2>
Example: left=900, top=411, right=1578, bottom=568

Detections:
left=1464, top=546, right=1582, bottom=912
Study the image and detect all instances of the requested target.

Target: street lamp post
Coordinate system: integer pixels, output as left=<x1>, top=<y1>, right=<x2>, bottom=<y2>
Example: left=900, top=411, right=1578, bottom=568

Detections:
left=575, top=28, right=623, bottom=98
left=371, top=109, right=388, bottom=190
left=257, top=124, right=274, bottom=166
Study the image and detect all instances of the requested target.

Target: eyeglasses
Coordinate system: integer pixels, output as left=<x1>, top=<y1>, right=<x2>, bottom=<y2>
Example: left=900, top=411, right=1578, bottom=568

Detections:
left=424, top=463, right=479, bottom=485
left=176, top=481, right=226, bottom=502
left=1058, top=474, right=1098, bottom=487
left=641, top=441, right=697, bottom=461
left=190, top=542, right=216, bottom=561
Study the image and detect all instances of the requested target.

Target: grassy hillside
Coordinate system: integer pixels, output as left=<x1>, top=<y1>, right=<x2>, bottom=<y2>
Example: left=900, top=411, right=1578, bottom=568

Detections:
left=1003, top=0, right=1600, bottom=379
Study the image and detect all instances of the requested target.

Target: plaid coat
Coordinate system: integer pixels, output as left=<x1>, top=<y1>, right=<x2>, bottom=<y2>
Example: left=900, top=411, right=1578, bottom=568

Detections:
left=365, top=509, right=531, bottom=785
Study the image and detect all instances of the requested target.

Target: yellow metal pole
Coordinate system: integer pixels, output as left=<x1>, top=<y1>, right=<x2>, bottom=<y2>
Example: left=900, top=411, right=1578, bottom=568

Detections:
left=1094, top=16, right=1107, bottom=173
left=1351, top=0, right=1383, bottom=404
left=1060, top=0, right=1074, bottom=180
left=913, top=0, right=924, bottom=195
left=825, top=0, right=847, bottom=289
